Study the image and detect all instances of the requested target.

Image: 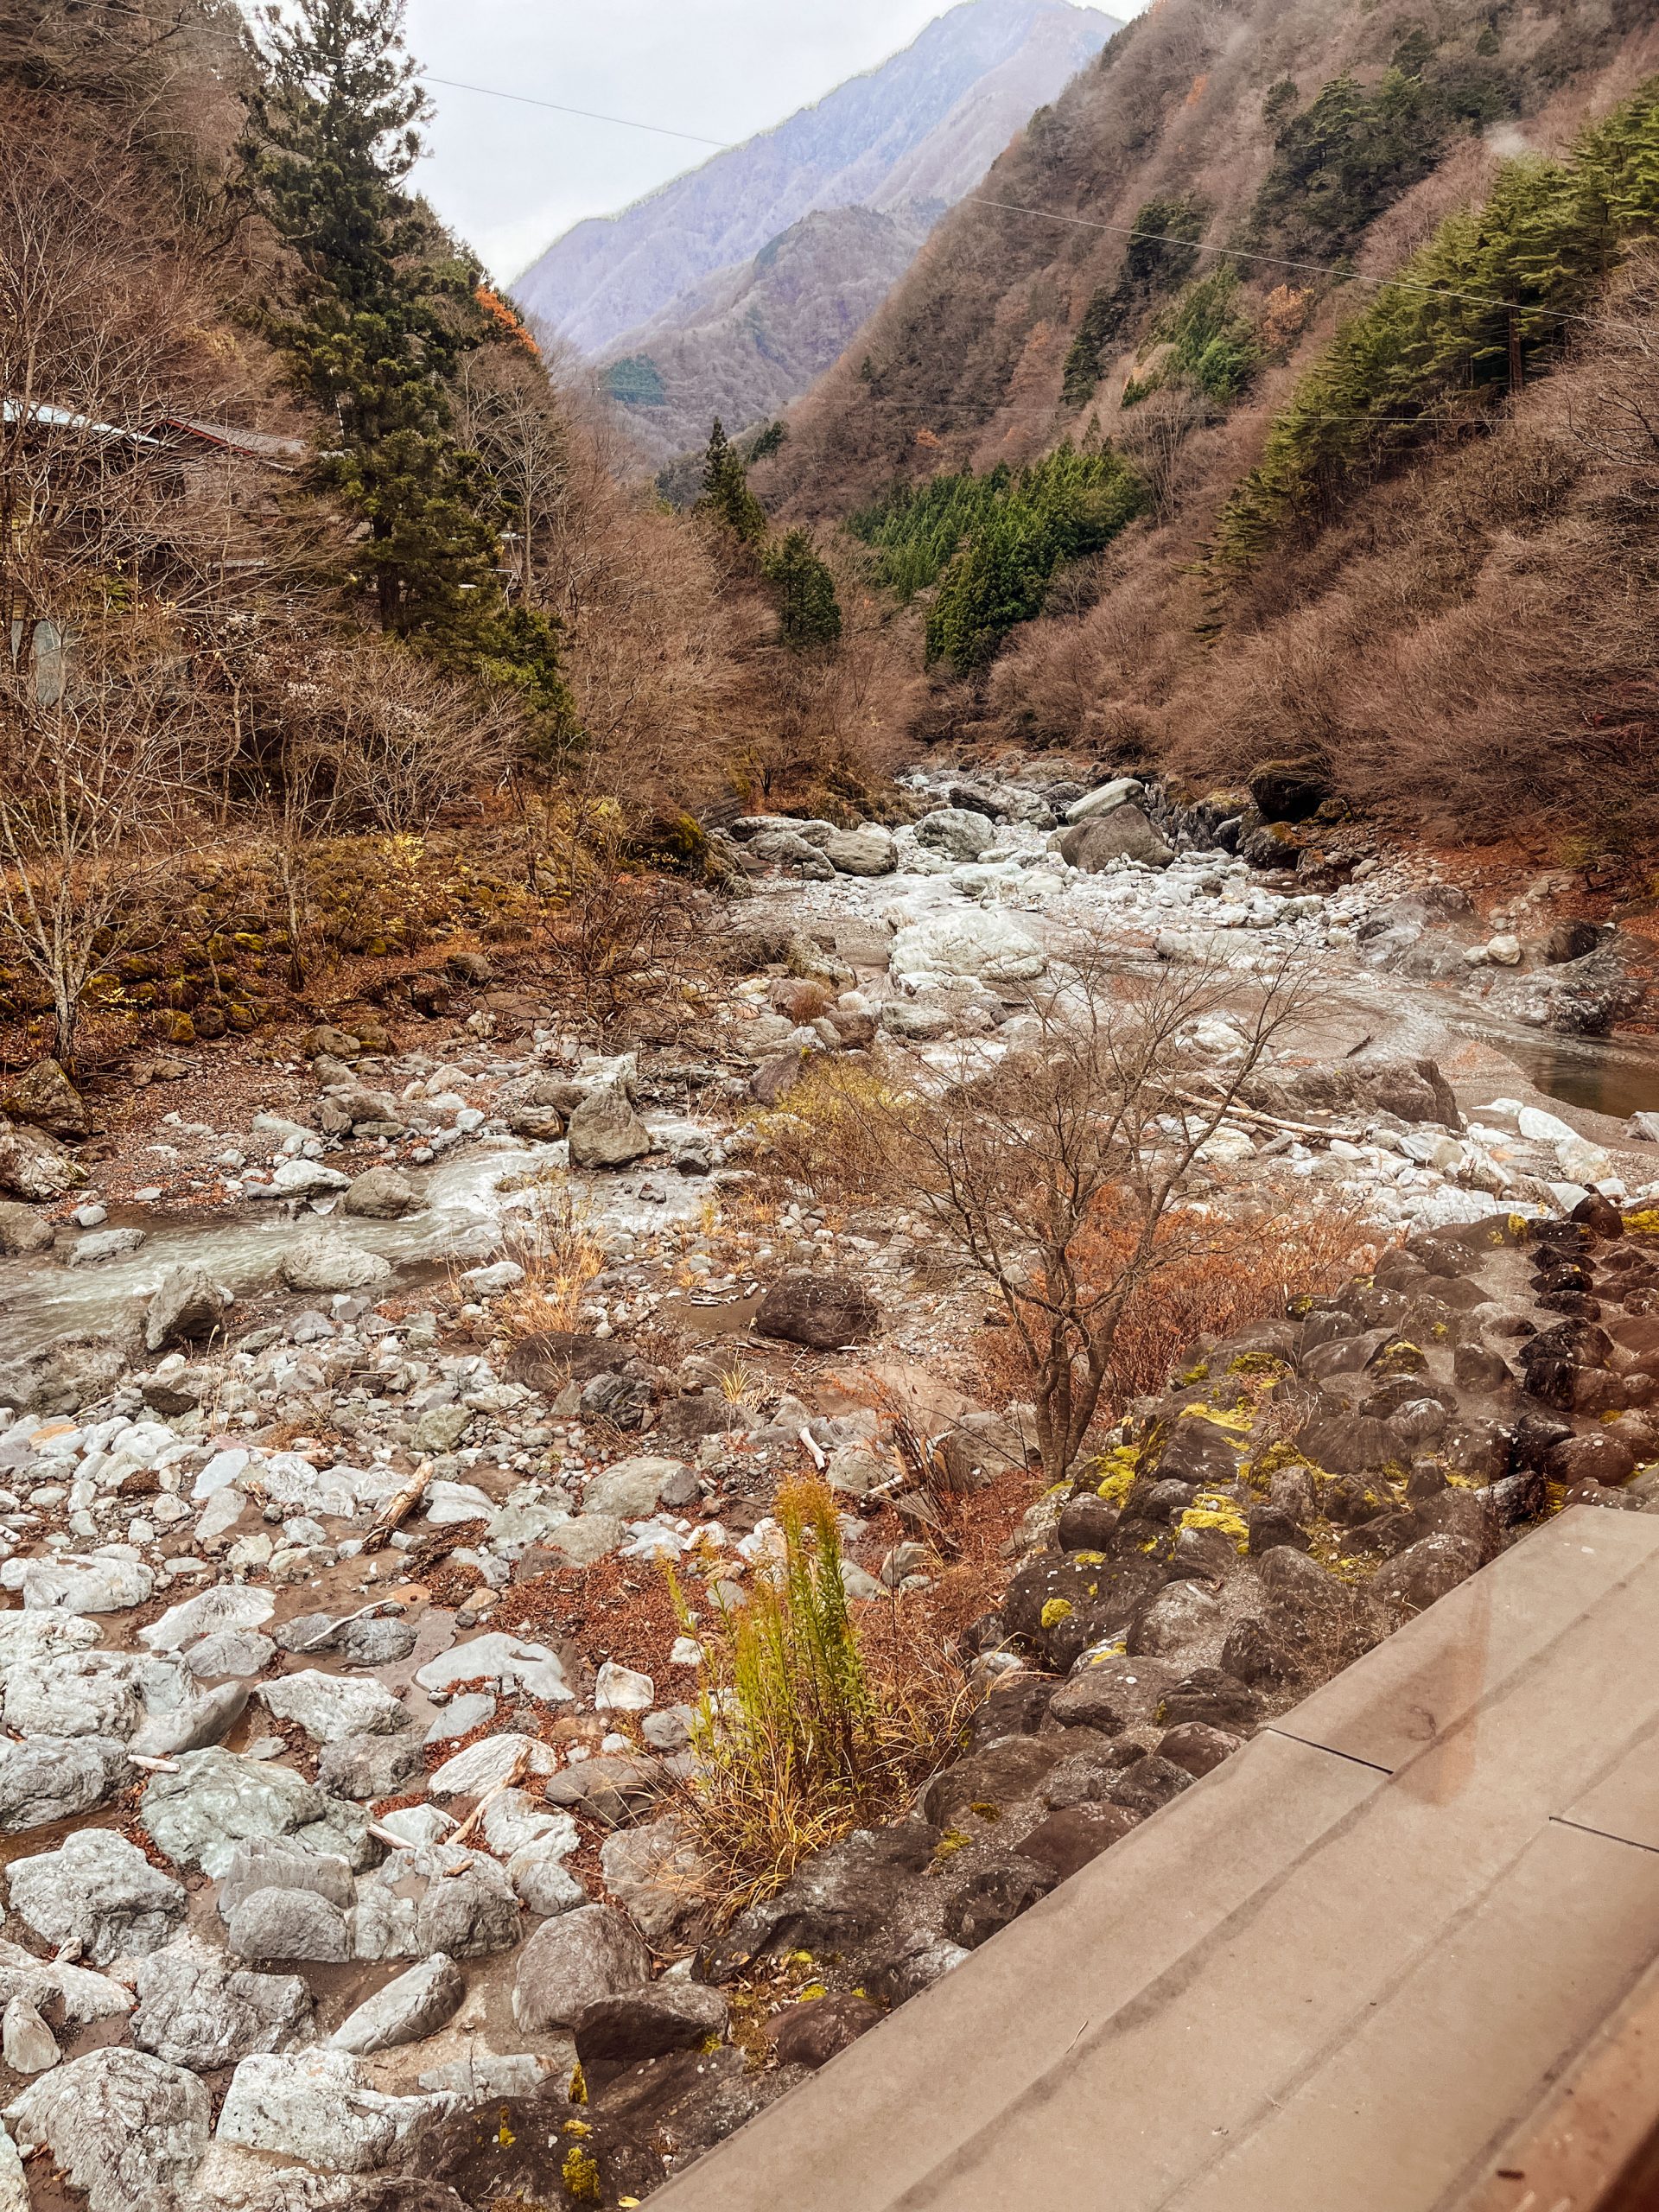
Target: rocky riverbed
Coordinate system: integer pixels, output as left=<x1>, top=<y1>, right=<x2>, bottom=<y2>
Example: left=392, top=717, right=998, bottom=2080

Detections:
left=0, top=764, right=1658, bottom=2210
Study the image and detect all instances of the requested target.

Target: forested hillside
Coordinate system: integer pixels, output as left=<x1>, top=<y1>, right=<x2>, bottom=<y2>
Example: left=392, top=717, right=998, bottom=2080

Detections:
left=760, top=0, right=1659, bottom=853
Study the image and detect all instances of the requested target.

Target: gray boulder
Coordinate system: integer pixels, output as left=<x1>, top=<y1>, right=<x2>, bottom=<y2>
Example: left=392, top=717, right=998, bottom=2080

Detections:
left=1374, top=1534, right=1482, bottom=1612
left=217, top=1840, right=357, bottom=1920
left=259, top=1668, right=410, bottom=1744
left=823, top=825, right=897, bottom=876
left=584, top=1454, right=683, bottom=1518
left=278, top=1228, right=395, bottom=1295
left=143, top=1262, right=230, bottom=1352
left=66, top=1228, right=146, bottom=1267
left=6, top=2048, right=210, bottom=2212
left=1065, top=776, right=1145, bottom=823
left=566, top=1084, right=652, bottom=1169
left=915, top=807, right=995, bottom=861
left=2, top=1649, right=148, bottom=1738
left=327, top=1953, right=464, bottom=2055
left=0, top=1736, right=131, bottom=1832
left=1, top=1058, right=90, bottom=1138
left=0, top=1200, right=54, bottom=1255
left=319, top=1729, right=423, bottom=1802
left=20, top=1553, right=152, bottom=1614
left=185, top=1628, right=275, bottom=1680
left=0, top=1116, right=81, bottom=1202
left=141, top=1749, right=372, bottom=1878
left=131, top=1939, right=312, bottom=2069
left=130, top=1681, right=248, bottom=1758
left=597, top=1817, right=710, bottom=1948
left=343, top=1166, right=420, bottom=1219
left=215, top=2049, right=450, bottom=2173
left=1058, top=805, right=1173, bottom=872
left=512, top=1904, right=652, bottom=2032
left=226, top=1885, right=351, bottom=1964
left=3, top=1993, right=58, bottom=2075
left=7, top=1829, right=186, bottom=1965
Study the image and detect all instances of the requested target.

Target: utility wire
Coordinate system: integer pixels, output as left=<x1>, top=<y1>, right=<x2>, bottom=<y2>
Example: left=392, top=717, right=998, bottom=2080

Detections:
left=417, top=74, right=734, bottom=150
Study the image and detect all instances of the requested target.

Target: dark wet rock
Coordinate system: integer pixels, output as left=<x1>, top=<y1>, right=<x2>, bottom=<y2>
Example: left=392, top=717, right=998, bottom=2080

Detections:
left=1157, top=1722, right=1243, bottom=1777
left=766, top=1992, right=882, bottom=2069
left=1105, top=1754, right=1195, bottom=1819
left=573, top=1981, right=728, bottom=2069
left=592, top=2044, right=809, bottom=2164
left=1057, top=1493, right=1121, bottom=1552
left=942, top=1852, right=1058, bottom=1947
left=753, top=1271, right=879, bottom=1350
left=1548, top=1432, right=1638, bottom=1486
left=965, top=1675, right=1058, bottom=1749
left=1374, top=1535, right=1483, bottom=1611
left=1013, top=1803, right=1140, bottom=1878
left=1158, top=1669, right=1262, bottom=1732
left=1220, top=1616, right=1303, bottom=1690
left=1151, top=1418, right=1241, bottom=1487
left=1248, top=1504, right=1310, bottom=1556
left=1046, top=1655, right=1177, bottom=1735
left=1413, top=1486, right=1501, bottom=1560
left=423, top=2090, right=664, bottom=2209
left=1003, top=1553, right=1167, bottom=1671
left=705, top=1824, right=938, bottom=1981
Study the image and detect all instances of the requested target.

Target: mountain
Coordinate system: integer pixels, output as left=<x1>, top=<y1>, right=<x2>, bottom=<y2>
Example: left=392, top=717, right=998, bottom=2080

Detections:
left=512, top=0, right=1120, bottom=359
left=756, top=0, right=1659, bottom=848
left=594, top=204, right=931, bottom=469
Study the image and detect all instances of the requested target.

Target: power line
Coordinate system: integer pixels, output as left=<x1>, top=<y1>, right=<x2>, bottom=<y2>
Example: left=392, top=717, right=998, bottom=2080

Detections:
left=417, top=75, right=734, bottom=151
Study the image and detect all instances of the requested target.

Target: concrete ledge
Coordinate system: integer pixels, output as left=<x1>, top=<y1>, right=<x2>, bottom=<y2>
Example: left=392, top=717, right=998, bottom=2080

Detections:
left=654, top=1510, right=1659, bottom=2211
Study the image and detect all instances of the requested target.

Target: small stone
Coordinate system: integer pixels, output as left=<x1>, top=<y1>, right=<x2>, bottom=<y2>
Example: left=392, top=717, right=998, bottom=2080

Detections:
left=594, top=1660, right=654, bottom=1712
left=2, top=1995, right=58, bottom=2075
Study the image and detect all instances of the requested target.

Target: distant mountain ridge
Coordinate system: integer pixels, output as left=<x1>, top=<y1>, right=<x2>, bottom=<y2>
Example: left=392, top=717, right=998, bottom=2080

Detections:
left=512, top=0, right=1120, bottom=359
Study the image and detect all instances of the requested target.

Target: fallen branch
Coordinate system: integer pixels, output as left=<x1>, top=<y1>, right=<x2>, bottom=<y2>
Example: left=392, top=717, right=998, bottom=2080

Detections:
left=362, top=1458, right=433, bottom=1554
left=1175, top=1085, right=1363, bottom=1144
left=797, top=1425, right=827, bottom=1472
left=448, top=1743, right=532, bottom=1848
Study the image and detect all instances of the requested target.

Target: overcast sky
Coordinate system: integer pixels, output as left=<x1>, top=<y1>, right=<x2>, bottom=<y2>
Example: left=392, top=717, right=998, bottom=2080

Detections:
left=401, top=0, right=1143, bottom=283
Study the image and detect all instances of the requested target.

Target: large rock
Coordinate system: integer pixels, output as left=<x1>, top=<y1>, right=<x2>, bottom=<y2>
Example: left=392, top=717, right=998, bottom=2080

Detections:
left=512, top=1905, right=652, bottom=2033
left=574, top=1981, right=728, bottom=2067
left=259, top=1668, right=410, bottom=1744
left=0, top=1058, right=90, bottom=1138
left=0, top=1113, right=81, bottom=1201
left=754, top=1271, right=879, bottom=1350
left=1373, top=1534, right=1483, bottom=1611
left=567, top=1084, right=652, bottom=1169
left=141, top=1748, right=371, bottom=1878
left=914, top=807, right=995, bottom=861
left=140, top=1582, right=275, bottom=1653
left=3, top=1649, right=149, bottom=1738
left=1058, top=805, right=1173, bottom=872
left=1065, top=776, right=1145, bottom=824
left=130, top=1940, right=312, bottom=2069
left=7, top=1829, right=186, bottom=1965
left=20, top=1553, right=152, bottom=1614
left=1247, top=760, right=1330, bottom=823
left=350, top=1843, right=521, bottom=1962
left=6, top=2048, right=210, bottom=2212
left=226, top=1886, right=351, bottom=1964
left=327, top=1954, right=465, bottom=2056
left=0, top=1201, right=54, bottom=1255
left=217, top=1839, right=356, bottom=1920
left=215, top=2050, right=450, bottom=2172
left=130, top=1681, right=244, bottom=1763
left=0, top=1737, right=131, bottom=1832
left=143, top=1263, right=230, bottom=1353
left=278, top=1228, right=395, bottom=1295
left=889, top=909, right=1046, bottom=986
left=824, top=825, right=897, bottom=876
left=343, top=1166, right=421, bottom=1219
left=597, top=1819, right=708, bottom=1948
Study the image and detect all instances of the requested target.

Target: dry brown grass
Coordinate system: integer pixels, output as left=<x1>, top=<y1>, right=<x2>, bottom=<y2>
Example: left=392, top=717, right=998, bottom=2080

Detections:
left=977, top=1189, right=1389, bottom=1418
left=489, top=1177, right=606, bottom=1343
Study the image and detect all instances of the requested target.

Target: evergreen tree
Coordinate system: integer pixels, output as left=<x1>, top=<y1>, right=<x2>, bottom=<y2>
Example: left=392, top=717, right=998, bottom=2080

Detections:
left=761, top=530, right=842, bottom=652
left=241, top=0, right=568, bottom=740
left=695, top=418, right=767, bottom=542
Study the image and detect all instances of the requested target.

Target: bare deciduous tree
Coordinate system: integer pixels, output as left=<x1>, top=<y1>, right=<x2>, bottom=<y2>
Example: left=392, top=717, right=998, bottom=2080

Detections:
left=879, top=939, right=1314, bottom=1484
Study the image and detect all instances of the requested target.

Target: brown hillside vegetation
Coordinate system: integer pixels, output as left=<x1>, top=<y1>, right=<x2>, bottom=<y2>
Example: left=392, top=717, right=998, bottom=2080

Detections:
left=759, top=0, right=1659, bottom=852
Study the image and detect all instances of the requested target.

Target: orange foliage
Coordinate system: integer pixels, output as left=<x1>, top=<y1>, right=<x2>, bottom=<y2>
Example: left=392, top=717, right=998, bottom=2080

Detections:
left=475, top=284, right=540, bottom=360
left=978, top=1192, right=1390, bottom=1417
